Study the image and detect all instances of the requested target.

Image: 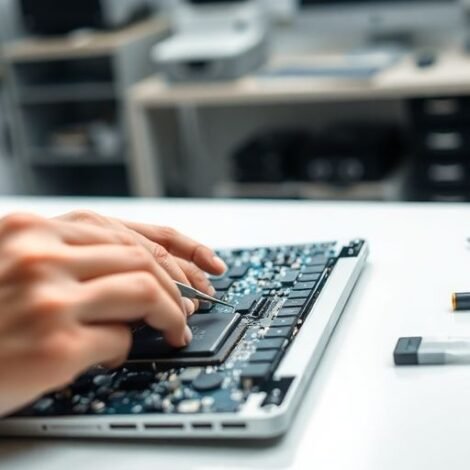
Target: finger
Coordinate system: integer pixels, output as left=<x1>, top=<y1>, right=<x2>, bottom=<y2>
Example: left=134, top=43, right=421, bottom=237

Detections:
left=55, top=215, right=186, bottom=312
left=124, top=229, right=196, bottom=292
left=63, top=245, right=162, bottom=281
left=143, top=246, right=189, bottom=315
left=66, top=244, right=197, bottom=315
left=115, top=219, right=227, bottom=275
left=52, top=220, right=135, bottom=247
left=122, top=230, right=207, bottom=312
left=77, top=272, right=190, bottom=347
left=56, top=212, right=224, bottom=284
left=175, top=258, right=215, bottom=297
left=80, top=324, right=132, bottom=369
left=119, top=229, right=202, bottom=313
left=72, top=217, right=194, bottom=312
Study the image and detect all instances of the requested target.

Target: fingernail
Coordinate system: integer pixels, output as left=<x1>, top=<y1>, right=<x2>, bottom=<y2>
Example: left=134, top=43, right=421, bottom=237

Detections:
left=213, top=256, right=228, bottom=272
left=184, top=325, right=193, bottom=346
left=183, top=298, right=195, bottom=316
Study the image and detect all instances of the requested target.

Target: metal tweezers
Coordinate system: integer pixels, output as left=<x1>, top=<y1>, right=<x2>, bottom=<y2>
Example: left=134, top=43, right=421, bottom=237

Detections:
left=175, top=281, right=234, bottom=309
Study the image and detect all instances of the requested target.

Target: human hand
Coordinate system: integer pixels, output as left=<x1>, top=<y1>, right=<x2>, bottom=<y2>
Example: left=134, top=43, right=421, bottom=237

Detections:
left=0, top=213, right=192, bottom=416
left=56, top=210, right=227, bottom=310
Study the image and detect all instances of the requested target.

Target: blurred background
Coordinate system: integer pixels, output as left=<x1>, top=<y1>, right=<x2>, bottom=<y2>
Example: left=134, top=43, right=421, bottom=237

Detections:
left=0, top=0, right=469, bottom=201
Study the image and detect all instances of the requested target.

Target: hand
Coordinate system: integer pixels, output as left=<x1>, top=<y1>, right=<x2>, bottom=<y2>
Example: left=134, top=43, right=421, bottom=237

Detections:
left=0, top=213, right=192, bottom=416
left=55, top=210, right=227, bottom=310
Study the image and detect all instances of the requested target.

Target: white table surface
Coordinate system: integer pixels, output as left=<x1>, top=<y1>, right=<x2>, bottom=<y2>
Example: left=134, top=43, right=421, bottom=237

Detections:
left=1, top=197, right=470, bottom=470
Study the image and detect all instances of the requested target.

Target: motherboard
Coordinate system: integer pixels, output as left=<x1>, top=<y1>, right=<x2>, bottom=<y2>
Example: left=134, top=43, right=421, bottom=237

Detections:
left=12, top=240, right=364, bottom=419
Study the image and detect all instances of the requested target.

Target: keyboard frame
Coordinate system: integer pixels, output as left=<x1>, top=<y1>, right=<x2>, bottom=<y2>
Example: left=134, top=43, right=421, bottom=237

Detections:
left=0, top=240, right=369, bottom=440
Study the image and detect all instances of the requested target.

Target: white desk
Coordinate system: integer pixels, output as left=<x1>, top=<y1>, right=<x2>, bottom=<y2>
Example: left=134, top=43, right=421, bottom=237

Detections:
left=1, top=197, right=470, bottom=470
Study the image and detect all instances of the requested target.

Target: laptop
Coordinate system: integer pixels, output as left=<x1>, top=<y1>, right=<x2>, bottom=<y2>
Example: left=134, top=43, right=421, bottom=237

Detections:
left=0, top=239, right=368, bottom=439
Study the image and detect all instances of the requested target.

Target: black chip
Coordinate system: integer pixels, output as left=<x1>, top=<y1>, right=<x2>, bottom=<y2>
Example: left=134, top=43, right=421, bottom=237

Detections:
left=256, top=338, right=285, bottom=350
left=293, top=281, right=316, bottom=291
left=119, top=372, right=154, bottom=391
left=279, top=269, right=299, bottom=286
left=283, top=298, right=306, bottom=308
left=299, top=273, right=320, bottom=282
left=235, top=293, right=263, bottom=313
left=250, top=350, right=278, bottom=363
left=264, top=326, right=293, bottom=339
left=302, top=266, right=325, bottom=275
left=307, top=255, right=328, bottom=266
left=129, top=313, right=241, bottom=360
left=210, top=278, right=233, bottom=291
left=227, top=264, right=249, bottom=279
left=277, top=307, right=302, bottom=318
left=240, top=363, right=272, bottom=385
left=271, top=317, right=298, bottom=328
left=288, top=290, right=310, bottom=300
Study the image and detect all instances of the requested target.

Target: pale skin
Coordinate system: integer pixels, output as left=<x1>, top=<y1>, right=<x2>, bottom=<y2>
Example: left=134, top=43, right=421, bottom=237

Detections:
left=0, top=210, right=226, bottom=417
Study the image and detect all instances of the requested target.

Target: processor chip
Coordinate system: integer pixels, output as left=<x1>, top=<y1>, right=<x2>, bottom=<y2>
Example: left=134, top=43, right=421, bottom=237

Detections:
left=128, top=313, right=244, bottom=365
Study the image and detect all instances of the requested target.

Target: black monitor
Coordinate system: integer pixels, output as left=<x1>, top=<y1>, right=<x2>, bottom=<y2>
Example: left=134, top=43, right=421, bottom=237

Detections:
left=19, top=0, right=152, bottom=36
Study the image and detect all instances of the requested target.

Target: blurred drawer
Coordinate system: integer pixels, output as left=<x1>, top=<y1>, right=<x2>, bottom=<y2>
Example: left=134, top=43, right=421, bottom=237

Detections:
left=427, top=162, right=466, bottom=185
left=409, top=97, right=470, bottom=125
left=429, top=192, right=468, bottom=202
left=414, top=161, right=468, bottom=188
left=415, top=129, right=470, bottom=157
left=411, top=186, right=469, bottom=202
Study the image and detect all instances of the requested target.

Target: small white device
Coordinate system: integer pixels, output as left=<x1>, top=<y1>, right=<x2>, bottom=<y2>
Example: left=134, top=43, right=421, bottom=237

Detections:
left=394, top=336, right=470, bottom=365
left=152, top=1, right=269, bottom=82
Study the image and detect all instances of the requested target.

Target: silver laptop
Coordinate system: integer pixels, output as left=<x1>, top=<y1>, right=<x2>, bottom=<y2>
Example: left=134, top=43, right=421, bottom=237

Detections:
left=0, top=239, right=368, bottom=439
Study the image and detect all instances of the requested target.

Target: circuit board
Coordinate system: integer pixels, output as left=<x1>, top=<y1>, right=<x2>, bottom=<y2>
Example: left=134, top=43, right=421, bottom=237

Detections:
left=12, top=240, right=364, bottom=418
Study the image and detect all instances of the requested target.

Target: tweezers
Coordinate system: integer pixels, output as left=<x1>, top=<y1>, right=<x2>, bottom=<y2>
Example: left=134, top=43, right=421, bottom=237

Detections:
left=175, top=281, right=234, bottom=309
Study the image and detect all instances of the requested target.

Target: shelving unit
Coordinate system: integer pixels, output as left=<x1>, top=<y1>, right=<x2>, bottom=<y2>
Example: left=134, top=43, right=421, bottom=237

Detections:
left=3, top=17, right=170, bottom=196
left=0, top=44, right=22, bottom=195
left=128, top=48, right=470, bottom=200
